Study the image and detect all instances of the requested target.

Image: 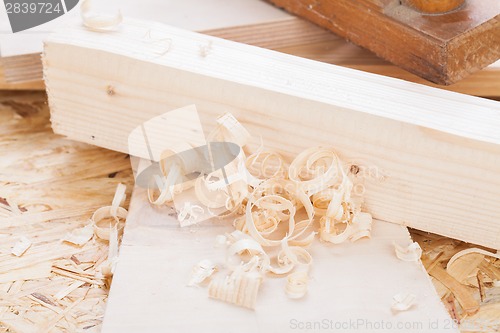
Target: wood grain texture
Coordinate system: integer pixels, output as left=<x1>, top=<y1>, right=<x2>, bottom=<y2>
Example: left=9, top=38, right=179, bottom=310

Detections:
left=43, top=19, right=500, bottom=249
left=265, top=0, right=500, bottom=84
left=404, top=0, right=465, bottom=14
left=102, top=186, right=457, bottom=333
left=0, top=55, right=44, bottom=90
left=3, top=17, right=499, bottom=95
left=0, top=17, right=500, bottom=94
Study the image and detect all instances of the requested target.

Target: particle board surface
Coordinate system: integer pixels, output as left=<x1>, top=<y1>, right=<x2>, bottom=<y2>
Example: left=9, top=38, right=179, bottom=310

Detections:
left=102, top=186, right=457, bottom=333
left=43, top=19, right=500, bottom=249
left=0, top=91, right=133, bottom=332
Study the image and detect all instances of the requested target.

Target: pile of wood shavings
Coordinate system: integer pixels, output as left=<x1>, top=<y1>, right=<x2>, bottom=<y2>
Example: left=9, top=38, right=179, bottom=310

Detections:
left=0, top=91, right=133, bottom=332
left=149, top=113, right=373, bottom=309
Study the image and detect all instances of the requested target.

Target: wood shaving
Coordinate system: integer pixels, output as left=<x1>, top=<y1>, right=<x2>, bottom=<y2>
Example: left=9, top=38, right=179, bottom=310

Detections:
left=391, top=293, right=417, bottom=312
left=81, top=0, right=123, bottom=32
left=148, top=162, right=181, bottom=206
left=149, top=112, right=374, bottom=309
left=188, top=260, right=217, bottom=286
left=199, top=41, right=214, bottom=58
left=91, top=184, right=128, bottom=277
left=216, top=112, right=251, bottom=147
left=208, top=264, right=262, bottom=310
left=394, top=241, right=422, bottom=262
left=447, top=248, right=500, bottom=272
left=246, top=149, right=287, bottom=180
left=101, top=224, right=119, bottom=277
left=91, top=206, right=127, bottom=240
left=285, top=271, right=309, bottom=299
left=11, top=236, right=32, bottom=257
left=92, top=183, right=128, bottom=240
left=178, top=203, right=205, bottom=227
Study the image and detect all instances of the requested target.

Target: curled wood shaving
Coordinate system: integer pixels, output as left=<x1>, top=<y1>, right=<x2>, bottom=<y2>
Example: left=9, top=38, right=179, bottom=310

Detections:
left=285, top=271, right=309, bottom=299
left=246, top=195, right=296, bottom=247
left=226, top=238, right=269, bottom=272
left=91, top=206, right=127, bottom=240
left=188, top=260, right=217, bottom=286
left=101, top=224, right=119, bottom=277
left=394, top=241, right=422, bottom=262
left=350, top=212, right=373, bottom=242
left=178, top=203, right=205, bottom=227
left=92, top=183, right=128, bottom=240
left=289, top=147, right=343, bottom=195
left=81, top=0, right=123, bottom=31
left=391, top=293, right=417, bottom=312
left=216, top=113, right=251, bottom=147
left=246, top=149, right=287, bottom=180
left=90, top=184, right=128, bottom=277
left=57, top=183, right=128, bottom=280
left=11, top=236, right=32, bottom=257
left=208, top=264, right=262, bottom=310
left=194, top=175, right=233, bottom=210
left=447, top=248, right=500, bottom=272
left=148, top=162, right=181, bottom=206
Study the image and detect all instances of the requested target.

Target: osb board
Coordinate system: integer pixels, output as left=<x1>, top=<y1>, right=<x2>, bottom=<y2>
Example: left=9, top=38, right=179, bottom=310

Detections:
left=0, top=91, right=499, bottom=332
left=0, top=91, right=133, bottom=332
left=412, top=231, right=500, bottom=333
left=102, top=187, right=457, bottom=333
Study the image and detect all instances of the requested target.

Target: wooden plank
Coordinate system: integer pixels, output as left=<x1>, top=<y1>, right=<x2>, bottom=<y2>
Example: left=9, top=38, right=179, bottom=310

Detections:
left=0, top=0, right=289, bottom=57
left=0, top=54, right=43, bottom=84
left=265, top=0, right=500, bottom=85
left=0, top=56, right=44, bottom=90
left=43, top=19, right=500, bottom=249
left=3, top=17, right=499, bottom=94
left=102, top=186, right=457, bottom=333
left=0, top=0, right=287, bottom=88
left=204, top=18, right=500, bottom=97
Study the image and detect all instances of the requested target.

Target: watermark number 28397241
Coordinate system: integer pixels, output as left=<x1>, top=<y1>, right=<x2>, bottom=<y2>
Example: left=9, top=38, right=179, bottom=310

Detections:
left=3, top=0, right=79, bottom=33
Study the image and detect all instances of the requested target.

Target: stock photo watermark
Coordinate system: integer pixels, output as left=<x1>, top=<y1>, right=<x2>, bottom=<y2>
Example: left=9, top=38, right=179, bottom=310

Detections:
left=289, top=317, right=498, bottom=331
left=3, top=0, right=79, bottom=32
